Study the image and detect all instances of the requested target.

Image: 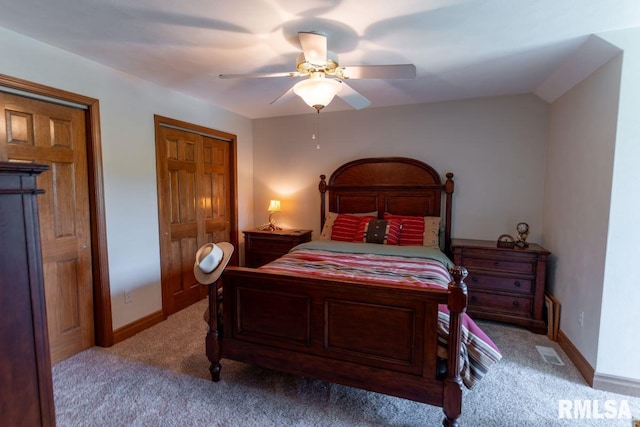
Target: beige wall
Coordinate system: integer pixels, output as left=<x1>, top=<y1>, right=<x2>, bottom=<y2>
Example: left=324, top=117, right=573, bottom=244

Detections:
left=544, top=28, right=640, bottom=390
left=597, top=28, right=640, bottom=386
left=543, top=54, right=621, bottom=368
left=253, top=95, right=549, bottom=243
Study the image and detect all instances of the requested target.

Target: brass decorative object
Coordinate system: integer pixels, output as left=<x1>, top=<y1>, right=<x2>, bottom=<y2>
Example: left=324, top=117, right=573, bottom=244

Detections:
left=516, top=222, right=529, bottom=248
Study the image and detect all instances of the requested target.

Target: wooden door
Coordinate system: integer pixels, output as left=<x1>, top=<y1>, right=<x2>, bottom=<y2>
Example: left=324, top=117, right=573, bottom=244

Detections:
left=155, top=117, right=235, bottom=316
left=1, top=92, right=94, bottom=364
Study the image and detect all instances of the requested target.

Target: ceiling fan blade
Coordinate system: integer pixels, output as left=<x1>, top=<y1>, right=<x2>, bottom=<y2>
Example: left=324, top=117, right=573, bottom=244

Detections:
left=219, top=71, right=300, bottom=79
left=341, top=64, right=416, bottom=79
left=298, top=32, right=327, bottom=66
left=337, top=81, right=371, bottom=110
left=270, top=86, right=296, bottom=105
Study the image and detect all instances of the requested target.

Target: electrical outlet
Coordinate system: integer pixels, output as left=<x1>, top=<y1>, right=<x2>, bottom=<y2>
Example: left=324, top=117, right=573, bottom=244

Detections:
left=124, top=290, right=132, bottom=304
left=578, top=311, right=584, bottom=327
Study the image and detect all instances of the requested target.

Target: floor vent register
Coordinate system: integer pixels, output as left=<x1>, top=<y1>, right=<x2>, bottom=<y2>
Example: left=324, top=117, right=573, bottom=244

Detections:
left=536, top=345, right=565, bottom=366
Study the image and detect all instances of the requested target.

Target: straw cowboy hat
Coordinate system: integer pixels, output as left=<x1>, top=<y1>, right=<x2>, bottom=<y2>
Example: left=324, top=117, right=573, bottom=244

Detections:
left=193, top=242, right=234, bottom=285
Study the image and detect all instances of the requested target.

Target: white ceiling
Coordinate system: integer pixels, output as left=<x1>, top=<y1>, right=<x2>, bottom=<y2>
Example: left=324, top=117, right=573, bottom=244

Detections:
left=0, top=0, right=639, bottom=119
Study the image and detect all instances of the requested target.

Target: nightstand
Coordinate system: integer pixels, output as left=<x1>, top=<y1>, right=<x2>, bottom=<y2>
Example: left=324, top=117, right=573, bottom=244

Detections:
left=451, top=238, right=550, bottom=334
left=243, top=228, right=312, bottom=268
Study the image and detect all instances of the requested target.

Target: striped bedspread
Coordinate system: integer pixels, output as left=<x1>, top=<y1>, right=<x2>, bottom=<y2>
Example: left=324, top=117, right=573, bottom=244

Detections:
left=259, top=240, right=502, bottom=389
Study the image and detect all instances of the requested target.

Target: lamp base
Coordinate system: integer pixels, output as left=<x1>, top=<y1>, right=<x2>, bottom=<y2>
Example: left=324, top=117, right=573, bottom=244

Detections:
left=259, top=222, right=282, bottom=231
left=259, top=212, right=281, bottom=231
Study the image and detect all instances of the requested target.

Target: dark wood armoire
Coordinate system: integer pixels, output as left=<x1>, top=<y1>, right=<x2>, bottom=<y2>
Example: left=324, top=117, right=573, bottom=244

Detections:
left=0, top=162, right=55, bottom=426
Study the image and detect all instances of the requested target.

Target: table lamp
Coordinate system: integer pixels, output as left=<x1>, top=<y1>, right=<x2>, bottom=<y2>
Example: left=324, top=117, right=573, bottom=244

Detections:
left=259, top=199, right=282, bottom=231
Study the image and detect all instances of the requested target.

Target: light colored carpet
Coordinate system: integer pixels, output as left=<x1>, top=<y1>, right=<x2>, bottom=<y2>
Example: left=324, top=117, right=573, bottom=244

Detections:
left=53, top=299, right=639, bottom=426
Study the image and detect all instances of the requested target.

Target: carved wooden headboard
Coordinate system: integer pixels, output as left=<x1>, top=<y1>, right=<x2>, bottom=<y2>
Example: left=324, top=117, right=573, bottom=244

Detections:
left=319, top=157, right=454, bottom=253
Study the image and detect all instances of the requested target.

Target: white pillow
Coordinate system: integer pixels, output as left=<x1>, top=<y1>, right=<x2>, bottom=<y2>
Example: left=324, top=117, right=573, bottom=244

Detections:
left=423, top=216, right=441, bottom=248
left=319, top=212, right=338, bottom=240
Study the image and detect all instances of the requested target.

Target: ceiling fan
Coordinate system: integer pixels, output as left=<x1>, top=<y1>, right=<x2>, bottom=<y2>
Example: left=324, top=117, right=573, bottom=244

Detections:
left=219, top=32, right=416, bottom=112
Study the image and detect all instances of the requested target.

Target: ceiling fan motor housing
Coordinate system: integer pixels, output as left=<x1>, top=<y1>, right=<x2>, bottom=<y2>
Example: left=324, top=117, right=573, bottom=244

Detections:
left=296, top=52, right=339, bottom=76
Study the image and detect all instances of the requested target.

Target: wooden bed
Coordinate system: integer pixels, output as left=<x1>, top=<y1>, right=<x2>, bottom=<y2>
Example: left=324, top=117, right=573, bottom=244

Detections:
left=207, top=157, right=469, bottom=426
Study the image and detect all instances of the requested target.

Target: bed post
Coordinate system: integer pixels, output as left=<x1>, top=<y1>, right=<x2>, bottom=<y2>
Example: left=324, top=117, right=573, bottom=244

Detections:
left=444, top=173, right=454, bottom=256
left=442, top=266, right=467, bottom=427
left=206, top=279, right=222, bottom=382
left=319, top=174, right=327, bottom=230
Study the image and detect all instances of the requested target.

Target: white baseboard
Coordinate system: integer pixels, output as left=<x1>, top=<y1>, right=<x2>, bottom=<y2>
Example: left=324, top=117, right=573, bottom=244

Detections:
left=593, top=372, right=640, bottom=398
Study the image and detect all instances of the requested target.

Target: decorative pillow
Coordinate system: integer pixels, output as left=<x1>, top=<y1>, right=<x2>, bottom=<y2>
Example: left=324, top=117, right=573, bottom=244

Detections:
left=423, top=216, right=441, bottom=248
left=383, top=213, right=424, bottom=246
left=353, top=218, right=400, bottom=245
left=320, top=211, right=378, bottom=241
left=319, top=212, right=338, bottom=240
left=330, top=214, right=376, bottom=242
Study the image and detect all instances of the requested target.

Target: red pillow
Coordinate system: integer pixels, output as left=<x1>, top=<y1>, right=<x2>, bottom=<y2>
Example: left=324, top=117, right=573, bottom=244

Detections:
left=383, top=213, right=424, bottom=246
left=353, top=217, right=400, bottom=245
left=331, top=214, right=375, bottom=241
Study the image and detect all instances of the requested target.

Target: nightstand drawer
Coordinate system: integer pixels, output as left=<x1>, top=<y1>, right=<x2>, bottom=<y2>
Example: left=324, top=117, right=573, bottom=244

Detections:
left=467, top=274, right=532, bottom=294
left=247, top=238, right=297, bottom=254
left=462, top=257, right=534, bottom=274
left=243, top=229, right=312, bottom=268
left=247, top=252, right=281, bottom=267
left=469, top=291, right=531, bottom=316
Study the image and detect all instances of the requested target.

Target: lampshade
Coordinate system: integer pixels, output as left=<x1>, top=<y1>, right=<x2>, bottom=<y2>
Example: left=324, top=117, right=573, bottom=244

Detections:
left=293, top=74, right=342, bottom=110
left=267, top=199, right=281, bottom=212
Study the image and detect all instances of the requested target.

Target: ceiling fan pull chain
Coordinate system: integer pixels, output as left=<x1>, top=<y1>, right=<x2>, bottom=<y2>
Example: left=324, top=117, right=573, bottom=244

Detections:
left=312, top=110, right=320, bottom=149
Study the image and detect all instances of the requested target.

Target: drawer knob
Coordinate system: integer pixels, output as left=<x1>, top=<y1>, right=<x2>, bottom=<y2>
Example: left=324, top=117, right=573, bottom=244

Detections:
left=513, top=301, right=520, bottom=307
left=514, top=281, right=521, bottom=287
left=471, top=296, right=477, bottom=303
left=494, top=261, right=500, bottom=267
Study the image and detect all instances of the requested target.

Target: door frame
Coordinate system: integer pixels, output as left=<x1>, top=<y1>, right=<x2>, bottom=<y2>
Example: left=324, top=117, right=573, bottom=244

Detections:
left=0, top=73, right=114, bottom=347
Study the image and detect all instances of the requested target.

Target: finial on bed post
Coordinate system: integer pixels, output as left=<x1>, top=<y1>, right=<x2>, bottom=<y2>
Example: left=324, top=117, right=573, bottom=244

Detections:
left=319, top=174, right=327, bottom=230
left=444, top=173, right=454, bottom=255
left=443, top=266, right=467, bottom=427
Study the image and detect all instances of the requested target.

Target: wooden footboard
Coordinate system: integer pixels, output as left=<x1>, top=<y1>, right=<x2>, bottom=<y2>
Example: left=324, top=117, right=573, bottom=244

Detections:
left=206, top=266, right=468, bottom=426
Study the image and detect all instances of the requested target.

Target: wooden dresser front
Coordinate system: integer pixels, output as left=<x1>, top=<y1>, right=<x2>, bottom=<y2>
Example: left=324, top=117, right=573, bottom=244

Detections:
left=0, top=163, right=55, bottom=426
left=243, top=229, right=312, bottom=268
left=452, top=238, right=550, bottom=334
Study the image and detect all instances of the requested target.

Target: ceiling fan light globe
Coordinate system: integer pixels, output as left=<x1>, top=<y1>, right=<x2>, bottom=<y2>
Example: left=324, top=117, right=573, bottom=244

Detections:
left=293, top=77, right=342, bottom=110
